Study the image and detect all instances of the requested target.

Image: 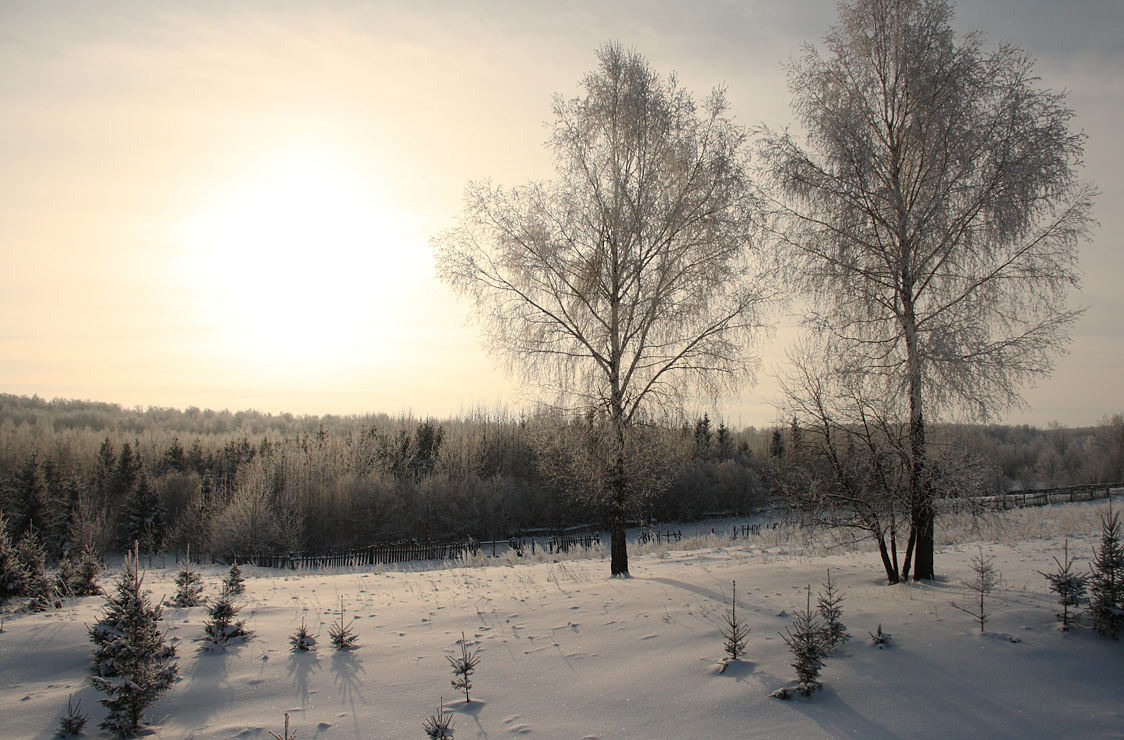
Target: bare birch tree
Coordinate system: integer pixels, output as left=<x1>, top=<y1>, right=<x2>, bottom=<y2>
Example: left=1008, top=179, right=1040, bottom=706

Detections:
left=758, top=0, right=1095, bottom=580
left=434, top=43, right=772, bottom=576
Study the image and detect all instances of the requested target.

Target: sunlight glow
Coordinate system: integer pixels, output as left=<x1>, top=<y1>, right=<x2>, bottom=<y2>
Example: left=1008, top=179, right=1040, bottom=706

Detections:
left=181, top=143, right=425, bottom=374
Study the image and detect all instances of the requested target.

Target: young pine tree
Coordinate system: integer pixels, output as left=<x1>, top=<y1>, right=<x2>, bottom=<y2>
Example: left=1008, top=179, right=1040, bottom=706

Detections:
left=1087, top=508, right=1124, bottom=638
left=170, top=554, right=205, bottom=608
left=15, top=530, right=62, bottom=612
left=448, top=631, right=481, bottom=703
left=0, top=509, right=26, bottom=609
left=1038, top=539, right=1087, bottom=630
left=59, top=543, right=104, bottom=597
left=202, top=585, right=251, bottom=646
left=777, top=585, right=828, bottom=698
left=952, top=548, right=1001, bottom=632
left=224, top=561, right=246, bottom=595
left=423, top=699, right=455, bottom=740
left=718, top=580, right=750, bottom=666
left=88, top=549, right=178, bottom=737
left=817, top=570, right=850, bottom=652
left=289, top=619, right=317, bottom=651
left=328, top=598, right=359, bottom=650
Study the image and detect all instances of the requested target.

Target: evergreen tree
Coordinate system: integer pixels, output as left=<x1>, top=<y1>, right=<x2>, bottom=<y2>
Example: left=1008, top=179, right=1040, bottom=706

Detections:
left=0, top=509, right=26, bottom=608
left=224, top=561, right=245, bottom=596
left=718, top=579, right=750, bottom=664
left=817, top=570, right=850, bottom=652
left=448, top=631, right=481, bottom=703
left=7, top=453, right=48, bottom=538
left=15, top=530, right=61, bottom=611
left=169, top=549, right=205, bottom=608
left=119, top=468, right=167, bottom=555
left=1087, top=509, right=1124, bottom=638
left=57, top=544, right=103, bottom=598
left=202, top=586, right=250, bottom=646
left=328, top=598, right=358, bottom=650
left=778, top=586, right=828, bottom=697
left=1038, top=539, right=1087, bottom=630
left=88, top=549, right=178, bottom=737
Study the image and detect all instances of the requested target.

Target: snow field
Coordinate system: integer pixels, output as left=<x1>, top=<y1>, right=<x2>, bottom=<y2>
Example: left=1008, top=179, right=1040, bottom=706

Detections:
left=3, top=501, right=1123, bottom=739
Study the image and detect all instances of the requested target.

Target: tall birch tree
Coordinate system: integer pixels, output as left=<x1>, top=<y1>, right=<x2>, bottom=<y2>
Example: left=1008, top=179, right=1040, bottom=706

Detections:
left=434, top=43, right=771, bottom=576
left=758, top=0, right=1095, bottom=580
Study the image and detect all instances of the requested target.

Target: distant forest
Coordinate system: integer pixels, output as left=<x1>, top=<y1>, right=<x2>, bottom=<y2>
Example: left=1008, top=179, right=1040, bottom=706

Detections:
left=1, top=393, right=1122, bottom=560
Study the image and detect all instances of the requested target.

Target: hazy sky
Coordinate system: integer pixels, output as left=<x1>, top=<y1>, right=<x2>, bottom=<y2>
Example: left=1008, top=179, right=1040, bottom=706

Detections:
left=2, top=0, right=1121, bottom=428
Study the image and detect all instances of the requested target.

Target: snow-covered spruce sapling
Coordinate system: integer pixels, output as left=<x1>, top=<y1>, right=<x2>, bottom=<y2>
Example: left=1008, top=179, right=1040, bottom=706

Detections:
left=289, top=619, right=317, bottom=651
left=170, top=547, right=205, bottom=608
left=423, top=699, right=455, bottom=739
left=88, top=548, right=178, bottom=737
left=1087, top=507, right=1124, bottom=639
left=224, top=561, right=245, bottom=596
left=329, top=598, right=359, bottom=650
left=448, top=631, right=481, bottom=703
left=1038, top=539, right=1087, bottom=630
left=868, top=624, right=892, bottom=648
left=269, top=712, right=296, bottom=740
left=56, top=694, right=88, bottom=737
left=951, top=547, right=1000, bottom=632
left=57, top=544, right=103, bottom=598
left=718, top=579, right=750, bottom=668
left=775, top=585, right=828, bottom=698
left=202, top=585, right=251, bottom=646
left=16, top=530, right=62, bottom=612
left=817, top=569, right=849, bottom=652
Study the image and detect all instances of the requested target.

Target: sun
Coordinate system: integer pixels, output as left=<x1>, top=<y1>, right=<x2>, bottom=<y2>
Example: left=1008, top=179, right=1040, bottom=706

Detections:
left=181, top=143, right=423, bottom=373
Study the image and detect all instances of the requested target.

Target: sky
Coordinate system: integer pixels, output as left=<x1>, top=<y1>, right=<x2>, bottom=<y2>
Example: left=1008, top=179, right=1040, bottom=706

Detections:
left=1, top=0, right=1121, bottom=428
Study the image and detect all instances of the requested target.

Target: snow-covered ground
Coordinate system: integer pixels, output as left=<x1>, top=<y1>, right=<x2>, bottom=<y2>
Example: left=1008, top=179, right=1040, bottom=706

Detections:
left=4, top=501, right=1123, bottom=740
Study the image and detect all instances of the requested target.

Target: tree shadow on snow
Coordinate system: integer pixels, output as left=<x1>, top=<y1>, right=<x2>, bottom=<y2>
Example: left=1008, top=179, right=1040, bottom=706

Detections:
left=288, top=651, right=321, bottom=709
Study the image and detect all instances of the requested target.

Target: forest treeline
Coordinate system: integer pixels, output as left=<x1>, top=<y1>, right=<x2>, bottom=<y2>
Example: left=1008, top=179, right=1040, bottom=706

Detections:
left=1, top=393, right=1122, bottom=561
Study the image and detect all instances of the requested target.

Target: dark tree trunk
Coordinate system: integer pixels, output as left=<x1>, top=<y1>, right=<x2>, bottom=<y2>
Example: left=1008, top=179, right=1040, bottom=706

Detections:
left=609, top=498, right=628, bottom=576
left=876, top=532, right=900, bottom=584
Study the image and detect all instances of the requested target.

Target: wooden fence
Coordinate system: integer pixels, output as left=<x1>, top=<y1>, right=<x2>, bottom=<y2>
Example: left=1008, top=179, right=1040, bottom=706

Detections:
left=977, top=483, right=1120, bottom=511
left=236, top=540, right=474, bottom=570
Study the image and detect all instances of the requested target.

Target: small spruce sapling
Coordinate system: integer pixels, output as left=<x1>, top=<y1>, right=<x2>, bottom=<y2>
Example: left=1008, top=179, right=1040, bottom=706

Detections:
left=270, top=712, right=296, bottom=740
left=289, top=619, right=317, bottom=651
left=1087, top=507, right=1124, bottom=638
left=817, top=569, right=850, bottom=652
left=951, top=547, right=1000, bottom=632
left=775, top=585, right=828, bottom=698
left=16, top=530, right=62, bottom=611
left=202, top=585, right=251, bottom=646
left=88, top=547, right=178, bottom=737
left=170, top=547, right=205, bottom=608
left=868, top=624, right=891, bottom=648
left=57, top=544, right=103, bottom=598
left=328, top=598, right=359, bottom=650
left=718, top=579, right=750, bottom=669
left=423, top=699, right=455, bottom=739
left=56, top=694, right=88, bottom=737
left=224, top=561, right=245, bottom=596
left=448, top=631, right=481, bottom=703
left=1038, top=539, right=1087, bottom=630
